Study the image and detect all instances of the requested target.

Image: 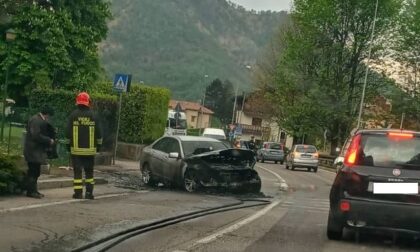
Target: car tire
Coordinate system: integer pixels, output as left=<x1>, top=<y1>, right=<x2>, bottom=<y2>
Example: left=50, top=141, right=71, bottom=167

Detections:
left=261, top=156, right=265, bottom=163
left=327, top=211, right=343, bottom=240
left=141, top=163, right=155, bottom=186
left=285, top=163, right=289, bottom=169
left=307, top=168, right=311, bottom=172
left=280, top=161, right=284, bottom=165
left=314, top=167, right=318, bottom=173
left=248, top=174, right=262, bottom=193
left=183, top=170, right=200, bottom=193
left=275, top=161, right=278, bottom=164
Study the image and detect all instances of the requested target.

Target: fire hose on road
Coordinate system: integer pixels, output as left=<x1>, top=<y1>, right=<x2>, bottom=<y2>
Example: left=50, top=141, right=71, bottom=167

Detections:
left=71, top=198, right=272, bottom=252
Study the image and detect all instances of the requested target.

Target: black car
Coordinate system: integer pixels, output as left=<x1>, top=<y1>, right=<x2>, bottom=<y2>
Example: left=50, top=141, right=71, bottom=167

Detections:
left=139, top=136, right=261, bottom=193
left=328, top=129, right=420, bottom=240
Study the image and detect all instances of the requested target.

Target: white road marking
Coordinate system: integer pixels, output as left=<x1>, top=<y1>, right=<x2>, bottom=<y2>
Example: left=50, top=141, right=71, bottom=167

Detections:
left=194, top=199, right=282, bottom=245
left=0, top=191, right=147, bottom=214
left=256, top=165, right=289, bottom=191
left=189, top=164, right=288, bottom=247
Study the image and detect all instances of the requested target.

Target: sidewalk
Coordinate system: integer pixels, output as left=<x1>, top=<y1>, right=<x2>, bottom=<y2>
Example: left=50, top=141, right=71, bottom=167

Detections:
left=0, top=159, right=142, bottom=211
left=37, top=159, right=140, bottom=190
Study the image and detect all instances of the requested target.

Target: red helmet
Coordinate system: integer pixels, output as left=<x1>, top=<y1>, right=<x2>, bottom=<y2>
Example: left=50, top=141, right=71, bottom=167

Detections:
left=76, top=92, right=90, bottom=106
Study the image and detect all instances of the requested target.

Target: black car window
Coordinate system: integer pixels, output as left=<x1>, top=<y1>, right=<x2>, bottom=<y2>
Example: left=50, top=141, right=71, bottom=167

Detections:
left=165, top=138, right=181, bottom=154
left=153, top=138, right=170, bottom=152
left=296, top=145, right=317, bottom=153
left=359, top=134, right=420, bottom=168
left=182, top=141, right=227, bottom=157
left=268, top=143, right=282, bottom=150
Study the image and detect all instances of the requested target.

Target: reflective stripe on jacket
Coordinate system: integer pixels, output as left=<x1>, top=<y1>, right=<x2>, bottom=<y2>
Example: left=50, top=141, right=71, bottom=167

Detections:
left=66, top=107, right=102, bottom=156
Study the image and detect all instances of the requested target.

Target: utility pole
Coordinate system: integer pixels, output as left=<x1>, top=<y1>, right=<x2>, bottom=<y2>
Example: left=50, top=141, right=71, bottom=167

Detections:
left=198, top=74, right=208, bottom=135
left=357, top=0, right=379, bottom=129
left=231, top=84, right=239, bottom=124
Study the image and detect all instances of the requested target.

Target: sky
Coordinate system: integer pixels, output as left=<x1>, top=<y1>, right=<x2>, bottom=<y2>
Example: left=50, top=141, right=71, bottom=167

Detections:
left=229, top=0, right=293, bottom=12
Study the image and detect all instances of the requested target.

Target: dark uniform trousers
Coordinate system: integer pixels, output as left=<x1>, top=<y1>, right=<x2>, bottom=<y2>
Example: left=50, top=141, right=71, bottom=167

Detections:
left=72, top=156, right=95, bottom=195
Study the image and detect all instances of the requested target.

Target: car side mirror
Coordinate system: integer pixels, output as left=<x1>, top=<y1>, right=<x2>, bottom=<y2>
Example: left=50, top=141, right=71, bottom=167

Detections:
left=334, top=157, right=344, bottom=165
left=169, top=152, right=180, bottom=159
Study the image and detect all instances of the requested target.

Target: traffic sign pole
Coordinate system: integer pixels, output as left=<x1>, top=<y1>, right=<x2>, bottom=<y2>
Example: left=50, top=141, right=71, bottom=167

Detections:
left=112, top=73, right=131, bottom=165
left=113, top=92, right=123, bottom=165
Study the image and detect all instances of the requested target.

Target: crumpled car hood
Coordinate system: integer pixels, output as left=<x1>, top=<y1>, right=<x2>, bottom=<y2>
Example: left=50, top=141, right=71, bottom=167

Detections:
left=185, top=148, right=256, bottom=169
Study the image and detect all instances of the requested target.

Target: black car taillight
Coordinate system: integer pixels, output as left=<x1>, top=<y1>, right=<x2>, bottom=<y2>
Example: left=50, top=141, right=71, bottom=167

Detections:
left=344, top=133, right=362, bottom=167
left=340, top=200, right=351, bottom=212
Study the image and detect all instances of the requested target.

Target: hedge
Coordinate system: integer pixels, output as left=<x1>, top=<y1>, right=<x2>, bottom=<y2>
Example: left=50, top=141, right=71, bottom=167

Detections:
left=119, top=85, right=170, bottom=144
left=28, top=89, right=118, bottom=151
left=0, top=154, right=24, bottom=195
left=28, top=84, right=170, bottom=147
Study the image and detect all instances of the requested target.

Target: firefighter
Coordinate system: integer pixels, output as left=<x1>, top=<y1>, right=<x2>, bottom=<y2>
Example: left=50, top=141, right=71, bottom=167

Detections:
left=66, top=92, right=102, bottom=199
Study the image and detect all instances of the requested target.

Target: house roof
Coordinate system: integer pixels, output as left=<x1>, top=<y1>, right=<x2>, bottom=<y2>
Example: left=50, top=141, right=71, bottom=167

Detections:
left=169, top=100, right=214, bottom=115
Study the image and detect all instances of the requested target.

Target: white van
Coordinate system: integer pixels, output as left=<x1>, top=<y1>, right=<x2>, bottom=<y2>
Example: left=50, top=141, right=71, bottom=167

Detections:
left=202, top=128, right=226, bottom=140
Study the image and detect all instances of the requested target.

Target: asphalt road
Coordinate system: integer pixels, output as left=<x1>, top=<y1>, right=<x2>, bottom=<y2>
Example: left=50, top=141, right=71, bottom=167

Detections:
left=1, top=163, right=420, bottom=252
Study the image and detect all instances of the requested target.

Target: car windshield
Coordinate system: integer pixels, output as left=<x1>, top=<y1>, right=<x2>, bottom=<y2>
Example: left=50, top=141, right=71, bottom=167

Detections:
left=168, top=118, right=187, bottom=129
left=296, top=145, right=317, bottom=153
left=182, top=141, right=227, bottom=157
left=359, top=134, right=420, bottom=168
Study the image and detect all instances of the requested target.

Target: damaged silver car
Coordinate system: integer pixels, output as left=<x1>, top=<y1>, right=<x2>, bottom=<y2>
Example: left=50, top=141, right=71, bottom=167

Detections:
left=140, top=136, right=261, bottom=193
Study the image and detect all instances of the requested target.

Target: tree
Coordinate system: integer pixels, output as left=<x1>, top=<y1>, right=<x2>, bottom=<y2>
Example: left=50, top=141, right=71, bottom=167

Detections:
left=396, top=0, right=419, bottom=61
left=0, top=0, right=111, bottom=104
left=204, top=78, right=234, bottom=126
left=257, top=0, right=402, bottom=153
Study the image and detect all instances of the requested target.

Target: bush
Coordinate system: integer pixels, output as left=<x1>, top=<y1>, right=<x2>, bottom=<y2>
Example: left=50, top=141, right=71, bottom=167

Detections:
left=28, top=89, right=118, bottom=151
left=119, top=85, right=170, bottom=144
left=0, top=154, right=24, bottom=195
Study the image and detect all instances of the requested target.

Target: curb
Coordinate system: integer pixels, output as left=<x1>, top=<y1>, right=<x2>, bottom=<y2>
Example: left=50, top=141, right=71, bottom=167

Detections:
left=38, top=177, right=108, bottom=190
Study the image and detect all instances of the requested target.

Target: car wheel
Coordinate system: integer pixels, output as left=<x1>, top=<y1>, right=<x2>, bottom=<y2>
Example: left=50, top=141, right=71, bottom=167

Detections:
left=285, top=163, right=289, bottom=169
left=280, top=161, right=284, bottom=165
left=141, top=164, right=155, bottom=186
left=183, top=170, right=200, bottom=193
left=261, top=156, right=265, bottom=163
left=327, top=211, right=343, bottom=240
left=275, top=161, right=278, bottom=164
left=248, top=174, right=262, bottom=193
left=307, top=168, right=311, bottom=172
left=314, top=167, right=318, bottom=173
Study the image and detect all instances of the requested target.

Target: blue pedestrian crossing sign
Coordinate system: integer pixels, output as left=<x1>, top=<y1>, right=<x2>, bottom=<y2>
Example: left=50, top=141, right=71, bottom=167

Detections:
left=113, top=73, right=132, bottom=93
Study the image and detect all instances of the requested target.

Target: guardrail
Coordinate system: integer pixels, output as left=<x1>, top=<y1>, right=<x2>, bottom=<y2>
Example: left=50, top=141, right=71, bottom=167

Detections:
left=318, top=155, right=336, bottom=168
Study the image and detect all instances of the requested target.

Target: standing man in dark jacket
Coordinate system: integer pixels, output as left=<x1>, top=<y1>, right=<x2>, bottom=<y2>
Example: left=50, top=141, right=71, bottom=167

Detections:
left=66, top=92, right=102, bottom=200
left=24, top=106, right=55, bottom=199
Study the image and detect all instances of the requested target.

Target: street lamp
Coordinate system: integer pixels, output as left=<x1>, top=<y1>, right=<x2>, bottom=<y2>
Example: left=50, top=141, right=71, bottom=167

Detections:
left=1, top=28, right=16, bottom=142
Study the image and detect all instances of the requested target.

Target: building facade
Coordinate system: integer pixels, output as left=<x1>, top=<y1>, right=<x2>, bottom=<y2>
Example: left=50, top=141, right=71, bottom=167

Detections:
left=169, top=100, right=214, bottom=129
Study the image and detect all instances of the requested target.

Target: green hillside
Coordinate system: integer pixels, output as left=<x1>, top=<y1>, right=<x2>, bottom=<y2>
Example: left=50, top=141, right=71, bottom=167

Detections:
left=100, top=0, right=288, bottom=99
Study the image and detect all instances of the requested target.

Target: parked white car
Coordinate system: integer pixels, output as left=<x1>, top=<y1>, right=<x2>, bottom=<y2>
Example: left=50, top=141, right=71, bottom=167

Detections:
left=202, top=128, right=226, bottom=140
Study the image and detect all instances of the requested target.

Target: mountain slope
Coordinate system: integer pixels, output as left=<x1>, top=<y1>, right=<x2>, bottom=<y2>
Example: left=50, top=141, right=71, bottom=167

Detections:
left=100, top=0, right=288, bottom=99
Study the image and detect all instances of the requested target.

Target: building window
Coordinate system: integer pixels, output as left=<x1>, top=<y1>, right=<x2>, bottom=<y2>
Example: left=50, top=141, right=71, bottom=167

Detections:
left=191, top=116, right=196, bottom=123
